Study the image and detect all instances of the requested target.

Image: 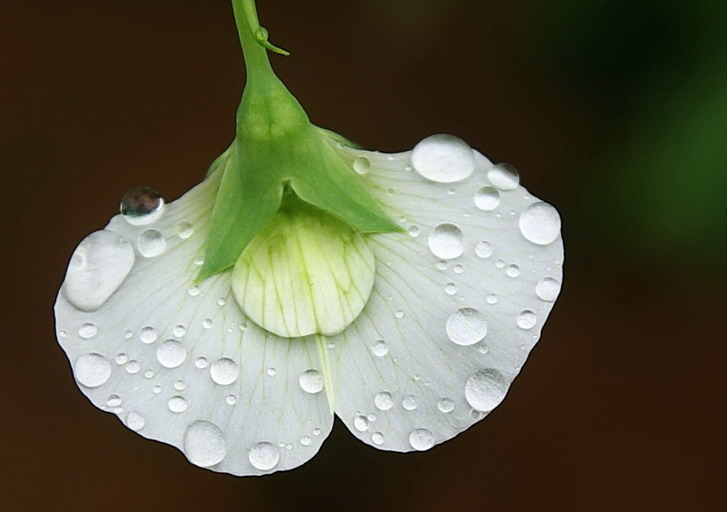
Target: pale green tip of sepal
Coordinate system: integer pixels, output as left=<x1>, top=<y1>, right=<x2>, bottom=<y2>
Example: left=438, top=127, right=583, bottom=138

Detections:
left=255, top=26, right=290, bottom=56
left=316, top=126, right=362, bottom=149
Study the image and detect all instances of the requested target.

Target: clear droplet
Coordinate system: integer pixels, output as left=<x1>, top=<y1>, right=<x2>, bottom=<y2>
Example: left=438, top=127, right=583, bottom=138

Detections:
left=168, top=395, right=188, bottom=413
left=152, top=385, right=162, bottom=394
left=126, top=411, right=145, bottom=431
left=411, top=134, right=475, bottom=183
left=429, top=223, right=464, bottom=259
left=125, top=360, right=140, bottom=374
left=371, top=432, right=385, bottom=445
left=444, top=282, right=457, bottom=295
left=137, top=229, right=166, bottom=258
left=202, top=318, right=213, bottom=329
left=536, top=277, right=562, bottom=302
left=408, top=225, right=420, bottom=237
left=225, top=394, right=237, bottom=405
left=436, top=260, right=448, bottom=270
left=299, top=369, right=324, bottom=394
left=313, top=428, right=321, bottom=436
left=195, top=356, right=208, bottom=369
left=446, top=308, right=488, bottom=346
left=300, top=436, right=312, bottom=447
left=139, top=326, right=157, bottom=344
left=144, top=369, right=154, bottom=379
left=188, top=286, right=200, bottom=297
left=353, top=156, right=371, bottom=175
left=354, top=415, right=369, bottom=432
left=486, top=294, right=498, bottom=305
left=248, top=442, right=280, bottom=471
left=106, top=394, right=122, bottom=407
left=172, top=325, right=186, bottom=338
left=487, top=163, right=520, bottom=190
left=120, top=187, right=164, bottom=225
left=519, top=201, right=561, bottom=245
left=465, top=369, right=508, bottom=412
left=506, top=264, right=521, bottom=278
left=374, top=391, right=394, bottom=411
left=124, top=330, right=133, bottom=339
left=174, top=380, right=186, bottom=391
left=266, top=367, right=277, bottom=377
left=402, top=395, right=418, bottom=411
left=371, top=340, right=389, bottom=357
left=437, top=398, right=455, bottom=413
left=210, top=358, right=239, bottom=385
left=184, top=421, right=226, bottom=467
left=156, top=340, right=186, bottom=368
left=475, top=186, right=501, bottom=211
left=409, top=428, right=434, bottom=451
left=74, top=353, right=111, bottom=388
left=78, top=322, right=97, bottom=339
left=517, top=310, right=537, bottom=330
left=177, top=222, right=194, bottom=239
left=115, top=353, right=128, bottom=365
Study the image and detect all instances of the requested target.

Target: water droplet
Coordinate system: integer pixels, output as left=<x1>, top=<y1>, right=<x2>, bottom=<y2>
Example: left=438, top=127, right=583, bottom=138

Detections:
left=115, top=353, right=128, bottom=365
left=62, top=230, right=135, bottom=312
left=299, top=369, right=324, bottom=394
left=172, top=325, right=186, bottom=338
left=125, top=360, right=140, bottom=374
left=78, top=322, right=97, bottom=339
left=354, top=415, right=369, bottom=432
left=174, top=380, right=186, bottom=391
left=58, top=330, right=67, bottom=339
left=395, top=310, right=405, bottom=319
left=446, top=308, right=487, bottom=346
left=144, top=369, right=154, bottom=379
left=120, top=187, right=164, bottom=225
left=437, top=398, right=455, bottom=413
left=248, top=442, right=279, bottom=471
left=475, top=241, right=493, bottom=259
left=206, top=358, right=239, bottom=386
left=487, top=163, right=519, bottom=190
left=353, top=156, right=371, bottom=175
left=411, top=134, right=475, bottom=183
left=168, top=395, right=188, bottom=413
left=202, top=318, right=213, bottom=329
left=225, top=394, right=237, bottom=405
left=266, top=367, right=277, bottom=377
left=402, top=395, right=418, bottom=411
left=126, top=411, right=145, bottom=431
left=188, top=286, right=200, bottom=297
left=139, top=326, right=157, bottom=344
left=74, top=353, right=111, bottom=388
left=436, top=260, right=448, bottom=270
left=374, top=391, right=394, bottom=411
left=409, top=428, right=434, bottom=451
left=465, top=369, right=508, bottom=412
left=444, top=282, right=457, bottom=295
left=486, top=294, right=498, bottom=305
left=372, top=340, right=389, bottom=357
left=216, top=297, right=226, bottom=307
left=195, top=356, right=208, bottom=369
left=371, top=432, right=385, bottom=445
left=506, top=264, right=521, bottom=278
left=153, top=385, right=162, bottom=394
left=184, top=421, right=226, bottom=467
left=408, top=225, right=420, bottom=237
left=193, top=254, right=205, bottom=266
left=313, top=428, right=321, bottom=436
left=367, top=413, right=377, bottom=422
left=177, top=221, right=194, bottom=239
left=517, top=310, right=537, bottom=330
left=137, top=229, right=166, bottom=258
left=475, top=186, right=501, bottom=211
left=429, top=223, right=464, bottom=259
left=156, top=340, right=186, bottom=368
left=106, top=394, right=122, bottom=407
left=536, top=277, right=562, bottom=302
left=124, top=330, right=133, bottom=339
left=300, top=435, right=312, bottom=446
left=519, top=202, right=561, bottom=245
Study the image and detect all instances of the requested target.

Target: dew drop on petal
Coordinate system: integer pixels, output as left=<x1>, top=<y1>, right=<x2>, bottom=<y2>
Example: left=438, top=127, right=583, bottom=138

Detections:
left=139, top=326, right=157, bottom=344
left=266, top=367, right=277, bottom=377
left=475, top=241, right=493, bottom=259
left=402, top=395, right=418, bottom=411
left=137, top=229, right=166, bottom=258
left=120, top=187, right=164, bottom=225
left=475, top=186, right=501, bottom=211
left=371, top=340, right=389, bottom=357
left=409, top=428, right=434, bottom=451
left=299, top=369, right=324, bottom=394
left=248, top=442, right=280, bottom=471
left=536, top=277, right=562, bottom=302
left=156, top=340, right=186, bottom=368
left=225, top=394, right=237, bottom=405
left=126, top=411, right=146, bottom=431
left=517, top=310, right=537, bottom=330
left=172, top=325, right=186, bottom=338
left=177, top=222, right=194, bottom=239
left=487, top=163, right=520, bottom=190
left=174, top=379, right=186, bottom=391
left=371, top=432, right=385, bottom=445
left=437, top=398, right=455, bottom=413
left=78, top=322, right=97, bottom=339
left=411, top=134, right=475, bottom=183
left=210, top=358, right=239, bottom=385
left=195, top=356, right=208, bottom=369
left=354, top=415, right=370, bottom=432
left=465, top=369, right=508, bottom=412
left=115, top=353, right=128, bottom=365
left=486, top=294, right=498, bottom=305
left=184, top=421, right=226, bottom=467
left=74, top=353, right=111, bottom=388
left=506, top=264, right=521, bottom=278
left=106, top=394, right=122, bottom=407
left=444, top=283, right=457, bottom=295
left=125, top=360, right=140, bottom=374
left=519, top=201, right=561, bottom=245
left=300, top=436, right=312, bottom=447
left=446, top=308, right=488, bottom=346
left=429, top=223, right=464, bottom=259
left=374, top=391, right=394, bottom=411
left=168, top=395, right=188, bottom=413
left=353, top=157, right=371, bottom=175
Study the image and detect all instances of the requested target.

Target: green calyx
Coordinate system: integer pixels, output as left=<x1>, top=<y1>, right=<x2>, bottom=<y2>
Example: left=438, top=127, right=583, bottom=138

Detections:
left=198, top=0, right=401, bottom=282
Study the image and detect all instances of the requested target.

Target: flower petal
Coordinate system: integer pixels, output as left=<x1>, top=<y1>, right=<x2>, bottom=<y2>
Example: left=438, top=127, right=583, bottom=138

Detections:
left=55, top=173, right=333, bottom=475
left=327, top=139, right=563, bottom=451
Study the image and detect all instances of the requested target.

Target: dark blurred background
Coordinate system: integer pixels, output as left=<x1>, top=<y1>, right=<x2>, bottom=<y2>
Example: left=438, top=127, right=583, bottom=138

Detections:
left=2, top=0, right=725, bottom=510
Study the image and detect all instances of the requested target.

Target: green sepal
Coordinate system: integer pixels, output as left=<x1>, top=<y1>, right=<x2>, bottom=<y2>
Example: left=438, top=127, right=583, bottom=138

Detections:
left=315, top=126, right=362, bottom=149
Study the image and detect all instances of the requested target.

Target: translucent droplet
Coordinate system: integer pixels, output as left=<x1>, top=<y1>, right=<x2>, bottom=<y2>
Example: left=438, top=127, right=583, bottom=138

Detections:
left=188, top=286, right=200, bottom=297
left=62, top=230, right=135, bottom=312
left=395, top=310, right=405, bottom=319
left=371, top=340, right=389, bottom=357
left=172, top=325, right=186, bottom=338
left=300, top=436, right=312, bottom=447
left=210, top=358, right=239, bottom=385
left=374, top=391, right=394, bottom=411
left=475, top=186, right=501, bottom=211
left=486, top=294, right=498, bottom=305
left=120, top=187, right=164, bottom=225
left=174, top=380, right=185, bottom=391
left=137, top=229, right=166, bottom=258
left=354, top=415, right=369, bottom=432
left=74, top=353, right=111, bottom=388
left=115, top=353, right=128, bottom=365
left=248, top=442, right=279, bottom=471
left=402, top=395, right=418, bottom=411
left=409, top=428, right=434, bottom=451
left=353, top=156, right=371, bottom=175
left=299, top=369, right=324, bottom=394
left=371, top=432, right=385, bottom=445
left=517, top=310, right=537, bottom=330
left=126, top=411, right=145, bottom=431
left=519, top=202, right=561, bottom=245
left=453, top=264, right=463, bottom=274
left=536, top=277, right=562, bottom=302
left=487, top=163, right=520, bottom=190
left=177, top=222, right=194, bottom=239
left=156, top=340, right=186, bottom=368
left=184, top=421, right=226, bottom=467
left=313, top=428, right=321, bottom=436
left=437, top=398, right=455, bottom=413
left=202, top=318, right=213, bottom=329
left=144, top=369, right=154, bottom=379
left=106, top=394, right=122, bottom=407
left=475, top=241, right=493, bottom=259
left=168, top=395, right=188, bottom=413
left=225, top=394, right=237, bottom=405
left=446, top=308, right=487, bottom=346
left=411, top=134, right=475, bottom=183
left=266, top=367, right=277, bottom=377
left=78, top=322, right=97, bottom=339
left=429, top=223, right=464, bottom=259
left=125, top=360, right=140, bottom=374
left=436, top=260, right=448, bottom=270
left=124, top=330, right=133, bottom=339
left=506, top=264, right=521, bottom=278
left=408, top=225, right=420, bottom=237
left=195, top=356, right=208, bottom=369
left=152, top=385, right=162, bottom=394
left=444, top=282, right=457, bottom=295
left=139, top=326, right=157, bottom=344
left=465, top=369, right=508, bottom=412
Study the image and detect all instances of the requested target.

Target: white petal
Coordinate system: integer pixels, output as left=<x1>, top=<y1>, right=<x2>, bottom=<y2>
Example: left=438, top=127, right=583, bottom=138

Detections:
left=327, top=141, right=563, bottom=452
left=55, top=172, right=333, bottom=475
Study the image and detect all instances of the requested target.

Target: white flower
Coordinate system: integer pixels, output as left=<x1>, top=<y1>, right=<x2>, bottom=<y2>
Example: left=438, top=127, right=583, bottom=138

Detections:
left=54, top=1, right=564, bottom=476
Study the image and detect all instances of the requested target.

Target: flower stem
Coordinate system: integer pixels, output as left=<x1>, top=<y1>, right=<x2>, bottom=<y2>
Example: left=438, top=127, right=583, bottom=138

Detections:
left=232, top=0, right=275, bottom=87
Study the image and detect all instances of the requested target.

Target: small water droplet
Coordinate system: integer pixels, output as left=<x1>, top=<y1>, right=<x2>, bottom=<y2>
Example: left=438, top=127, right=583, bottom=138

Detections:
left=156, top=340, right=186, bottom=368
left=126, top=411, right=145, bottom=431
left=195, top=356, right=208, bottom=369
left=444, top=282, right=457, bottom=295
left=188, top=286, right=200, bottom=297
left=143, top=369, right=154, bottom=379
left=395, top=310, right=405, bottom=319
left=139, top=326, right=157, bottom=344
left=411, top=134, right=475, bottom=183
left=313, top=428, right=321, bottom=436
left=137, top=229, right=166, bottom=258
left=300, top=435, right=312, bottom=446
left=495, top=259, right=505, bottom=268
left=437, top=398, right=455, bottom=413
left=58, top=330, right=67, bottom=339
left=208, top=358, right=239, bottom=385
left=374, top=391, right=393, bottom=411
left=249, top=442, right=279, bottom=471
left=353, top=156, right=371, bottom=175
left=124, top=330, right=133, bottom=339
left=177, top=222, right=194, bottom=239
left=78, top=322, right=97, bottom=339
left=517, top=310, right=537, bottom=330
left=536, top=277, right=562, bottom=302
left=429, top=223, right=464, bottom=259
left=475, top=186, right=501, bottom=211
left=402, top=395, right=418, bottom=411
left=174, top=380, right=186, bottom=391
left=153, top=385, right=162, bottom=394
left=125, top=360, right=140, bottom=374
left=409, top=428, right=434, bottom=451
left=371, top=432, right=385, bottom=445
left=266, top=367, right=277, bottom=377
left=354, top=415, right=369, bottom=432
left=225, top=394, right=237, bottom=405
left=519, top=201, right=561, bottom=245
left=487, top=163, right=520, bottom=190
left=106, top=394, right=122, bottom=407
left=446, top=308, right=487, bottom=346
left=372, top=340, right=389, bottom=357
left=506, top=264, right=521, bottom=278
left=173, top=325, right=186, bottom=338
left=193, top=254, right=205, bottom=266
left=408, top=225, right=420, bottom=237
left=168, top=395, right=188, bottom=413
left=120, top=187, right=164, bottom=225
left=216, top=297, right=227, bottom=306
left=202, top=318, right=213, bottom=329
left=184, top=421, right=226, bottom=467
left=115, top=353, right=128, bottom=365
left=436, top=260, right=448, bottom=270
left=475, top=241, right=493, bottom=259
left=299, top=369, right=324, bottom=394
left=465, top=369, right=508, bottom=412
left=486, top=294, right=498, bottom=305
left=74, top=353, right=111, bottom=388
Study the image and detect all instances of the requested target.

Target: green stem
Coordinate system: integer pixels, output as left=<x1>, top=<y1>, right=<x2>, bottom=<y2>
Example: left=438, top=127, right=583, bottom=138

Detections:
left=232, top=0, right=274, bottom=86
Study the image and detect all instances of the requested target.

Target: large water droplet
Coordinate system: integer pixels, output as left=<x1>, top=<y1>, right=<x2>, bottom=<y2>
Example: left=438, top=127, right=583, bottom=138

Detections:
left=465, top=369, right=508, bottom=412
left=517, top=310, right=537, bottom=330
left=137, top=229, right=166, bottom=258
left=299, top=369, right=324, bottom=394
left=156, top=340, right=186, bottom=368
left=354, top=415, right=370, bottom=432
left=519, top=202, right=561, bottom=245
left=429, top=223, right=464, bottom=259
left=248, top=442, right=280, bottom=471
left=374, top=391, right=393, bottom=411
left=78, top=322, right=97, bottom=339
left=487, top=163, right=520, bottom=190
left=184, top=421, right=226, bottom=467
left=446, top=308, right=487, bottom=346
left=62, top=230, right=135, bottom=312
left=411, top=134, right=475, bottom=183
left=409, top=428, right=434, bottom=451
left=536, top=277, right=562, bottom=302
left=209, top=358, right=239, bottom=385
left=371, top=432, right=385, bottom=445
left=475, top=186, right=501, bottom=211
left=168, top=395, right=188, bottom=413
left=126, top=411, right=146, bottom=431
left=74, top=353, right=111, bottom=388
left=120, top=187, right=164, bottom=225
left=353, top=156, right=371, bottom=175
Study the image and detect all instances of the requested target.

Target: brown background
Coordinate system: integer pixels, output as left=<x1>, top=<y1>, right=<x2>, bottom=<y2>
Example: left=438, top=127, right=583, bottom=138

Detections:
left=2, top=1, right=725, bottom=511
